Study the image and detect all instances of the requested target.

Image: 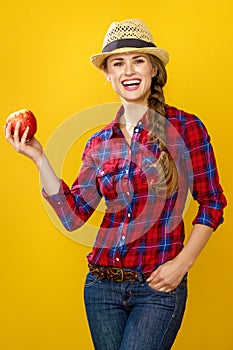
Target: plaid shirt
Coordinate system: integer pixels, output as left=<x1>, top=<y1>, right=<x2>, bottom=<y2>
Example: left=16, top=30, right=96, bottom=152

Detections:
left=43, top=105, right=227, bottom=274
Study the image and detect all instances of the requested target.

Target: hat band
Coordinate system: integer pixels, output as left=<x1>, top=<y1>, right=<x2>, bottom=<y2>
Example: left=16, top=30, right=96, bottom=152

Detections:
left=102, top=38, right=156, bottom=53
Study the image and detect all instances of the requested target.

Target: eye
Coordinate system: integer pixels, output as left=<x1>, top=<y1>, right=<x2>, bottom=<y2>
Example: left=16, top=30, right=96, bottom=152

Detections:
left=135, top=58, right=145, bottom=64
left=113, top=61, right=123, bottom=67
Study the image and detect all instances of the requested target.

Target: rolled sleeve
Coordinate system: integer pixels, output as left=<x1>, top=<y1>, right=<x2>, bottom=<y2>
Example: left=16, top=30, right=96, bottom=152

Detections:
left=184, top=115, right=227, bottom=230
left=42, top=179, right=69, bottom=208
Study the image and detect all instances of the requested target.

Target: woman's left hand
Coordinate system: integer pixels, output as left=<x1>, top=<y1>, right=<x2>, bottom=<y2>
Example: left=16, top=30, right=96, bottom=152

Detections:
left=147, top=225, right=214, bottom=293
left=146, top=258, right=188, bottom=293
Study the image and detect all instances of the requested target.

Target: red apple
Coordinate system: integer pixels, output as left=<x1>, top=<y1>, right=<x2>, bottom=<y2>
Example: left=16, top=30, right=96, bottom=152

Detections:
left=6, top=109, right=37, bottom=141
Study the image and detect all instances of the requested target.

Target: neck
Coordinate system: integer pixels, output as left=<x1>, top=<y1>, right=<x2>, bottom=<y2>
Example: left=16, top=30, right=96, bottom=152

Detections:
left=121, top=102, right=148, bottom=127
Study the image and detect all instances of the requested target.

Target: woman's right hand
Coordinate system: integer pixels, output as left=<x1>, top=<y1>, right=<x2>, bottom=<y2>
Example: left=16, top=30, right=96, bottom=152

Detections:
left=4, top=121, right=43, bottom=168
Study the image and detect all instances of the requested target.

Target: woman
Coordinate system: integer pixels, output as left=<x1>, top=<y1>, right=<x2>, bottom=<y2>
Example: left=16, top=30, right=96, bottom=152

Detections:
left=5, top=19, right=227, bottom=350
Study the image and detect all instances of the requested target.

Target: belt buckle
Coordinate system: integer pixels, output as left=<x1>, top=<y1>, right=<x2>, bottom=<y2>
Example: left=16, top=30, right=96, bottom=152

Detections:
left=109, top=267, right=124, bottom=282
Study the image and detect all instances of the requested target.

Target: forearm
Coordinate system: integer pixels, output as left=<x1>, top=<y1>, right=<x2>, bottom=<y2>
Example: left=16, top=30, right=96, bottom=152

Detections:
left=5, top=121, right=61, bottom=196
left=175, top=224, right=213, bottom=271
left=147, top=224, right=213, bottom=291
left=35, top=153, right=60, bottom=196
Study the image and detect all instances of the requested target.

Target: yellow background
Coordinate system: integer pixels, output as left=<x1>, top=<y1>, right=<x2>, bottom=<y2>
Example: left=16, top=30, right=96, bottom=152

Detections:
left=1, top=0, right=232, bottom=349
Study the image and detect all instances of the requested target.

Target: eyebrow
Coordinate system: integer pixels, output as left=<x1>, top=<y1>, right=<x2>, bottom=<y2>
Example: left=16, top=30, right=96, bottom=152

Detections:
left=110, top=55, right=146, bottom=62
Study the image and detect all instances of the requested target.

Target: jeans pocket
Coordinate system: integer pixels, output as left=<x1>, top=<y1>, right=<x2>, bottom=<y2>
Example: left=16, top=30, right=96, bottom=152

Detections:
left=84, top=272, right=100, bottom=288
left=144, top=282, right=176, bottom=296
left=144, top=273, right=188, bottom=296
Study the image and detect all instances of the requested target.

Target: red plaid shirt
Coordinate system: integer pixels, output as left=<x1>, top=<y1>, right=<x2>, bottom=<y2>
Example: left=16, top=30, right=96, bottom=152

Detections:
left=43, top=105, right=227, bottom=273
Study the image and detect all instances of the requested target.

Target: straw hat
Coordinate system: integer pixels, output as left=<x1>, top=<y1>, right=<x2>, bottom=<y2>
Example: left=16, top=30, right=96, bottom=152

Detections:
left=90, top=19, right=169, bottom=70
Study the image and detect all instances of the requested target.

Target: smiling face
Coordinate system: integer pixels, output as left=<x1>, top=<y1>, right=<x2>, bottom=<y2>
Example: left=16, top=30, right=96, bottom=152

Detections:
left=104, top=52, right=157, bottom=106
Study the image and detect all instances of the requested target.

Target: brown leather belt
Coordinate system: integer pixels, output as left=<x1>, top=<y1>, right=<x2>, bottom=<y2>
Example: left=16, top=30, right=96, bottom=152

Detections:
left=88, top=263, right=150, bottom=283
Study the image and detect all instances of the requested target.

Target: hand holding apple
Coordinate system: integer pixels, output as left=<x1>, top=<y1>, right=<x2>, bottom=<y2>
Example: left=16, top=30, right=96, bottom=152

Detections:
left=5, top=109, right=37, bottom=141
left=4, top=109, right=43, bottom=167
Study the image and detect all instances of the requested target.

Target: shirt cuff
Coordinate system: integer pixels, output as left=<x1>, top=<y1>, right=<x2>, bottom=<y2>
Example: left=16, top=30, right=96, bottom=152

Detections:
left=192, top=207, right=224, bottom=231
left=42, top=180, right=70, bottom=208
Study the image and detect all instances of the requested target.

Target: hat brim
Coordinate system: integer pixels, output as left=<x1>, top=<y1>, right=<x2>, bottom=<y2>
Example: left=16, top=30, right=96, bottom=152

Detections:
left=90, top=47, right=169, bottom=70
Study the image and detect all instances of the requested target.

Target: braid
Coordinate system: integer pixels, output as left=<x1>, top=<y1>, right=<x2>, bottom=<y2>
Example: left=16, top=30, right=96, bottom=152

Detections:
left=147, top=55, right=178, bottom=197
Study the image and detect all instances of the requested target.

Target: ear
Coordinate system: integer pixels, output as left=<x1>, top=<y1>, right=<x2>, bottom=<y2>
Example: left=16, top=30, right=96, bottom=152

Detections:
left=105, top=74, right=111, bottom=82
left=151, top=66, right=158, bottom=78
left=103, top=65, right=110, bottom=80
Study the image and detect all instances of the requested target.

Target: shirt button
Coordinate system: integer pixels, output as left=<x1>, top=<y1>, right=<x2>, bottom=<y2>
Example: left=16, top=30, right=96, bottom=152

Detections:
left=125, top=169, right=129, bottom=174
left=126, top=191, right=130, bottom=196
left=116, top=258, right=120, bottom=262
left=127, top=213, right=131, bottom=217
left=134, top=127, right=139, bottom=133
left=122, top=235, right=125, bottom=240
left=101, top=170, right=105, bottom=175
left=57, top=201, right=61, bottom=205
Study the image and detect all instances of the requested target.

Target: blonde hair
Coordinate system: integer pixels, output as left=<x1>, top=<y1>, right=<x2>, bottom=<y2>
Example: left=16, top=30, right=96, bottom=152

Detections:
left=147, top=55, right=178, bottom=197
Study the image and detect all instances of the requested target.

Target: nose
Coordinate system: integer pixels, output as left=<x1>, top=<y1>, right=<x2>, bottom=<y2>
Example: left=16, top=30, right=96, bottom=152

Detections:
left=124, top=61, right=135, bottom=75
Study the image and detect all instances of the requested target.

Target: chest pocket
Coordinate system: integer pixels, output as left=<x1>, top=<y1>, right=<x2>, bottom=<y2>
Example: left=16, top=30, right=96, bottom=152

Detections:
left=97, top=159, right=126, bottom=202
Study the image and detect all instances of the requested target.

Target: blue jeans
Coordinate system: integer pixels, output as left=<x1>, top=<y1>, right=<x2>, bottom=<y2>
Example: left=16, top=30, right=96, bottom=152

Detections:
left=84, top=272, right=187, bottom=350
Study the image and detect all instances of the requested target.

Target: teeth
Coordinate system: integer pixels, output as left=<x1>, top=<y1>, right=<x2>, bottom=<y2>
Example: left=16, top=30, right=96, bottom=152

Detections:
left=122, top=79, right=141, bottom=86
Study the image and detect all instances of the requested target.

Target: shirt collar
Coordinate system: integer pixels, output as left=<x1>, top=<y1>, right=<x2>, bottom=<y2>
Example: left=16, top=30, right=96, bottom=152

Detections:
left=110, top=105, right=149, bottom=137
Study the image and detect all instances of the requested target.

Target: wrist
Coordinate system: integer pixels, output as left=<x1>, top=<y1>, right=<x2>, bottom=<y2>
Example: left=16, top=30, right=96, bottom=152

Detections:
left=174, top=249, right=195, bottom=273
left=33, top=152, right=44, bottom=169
